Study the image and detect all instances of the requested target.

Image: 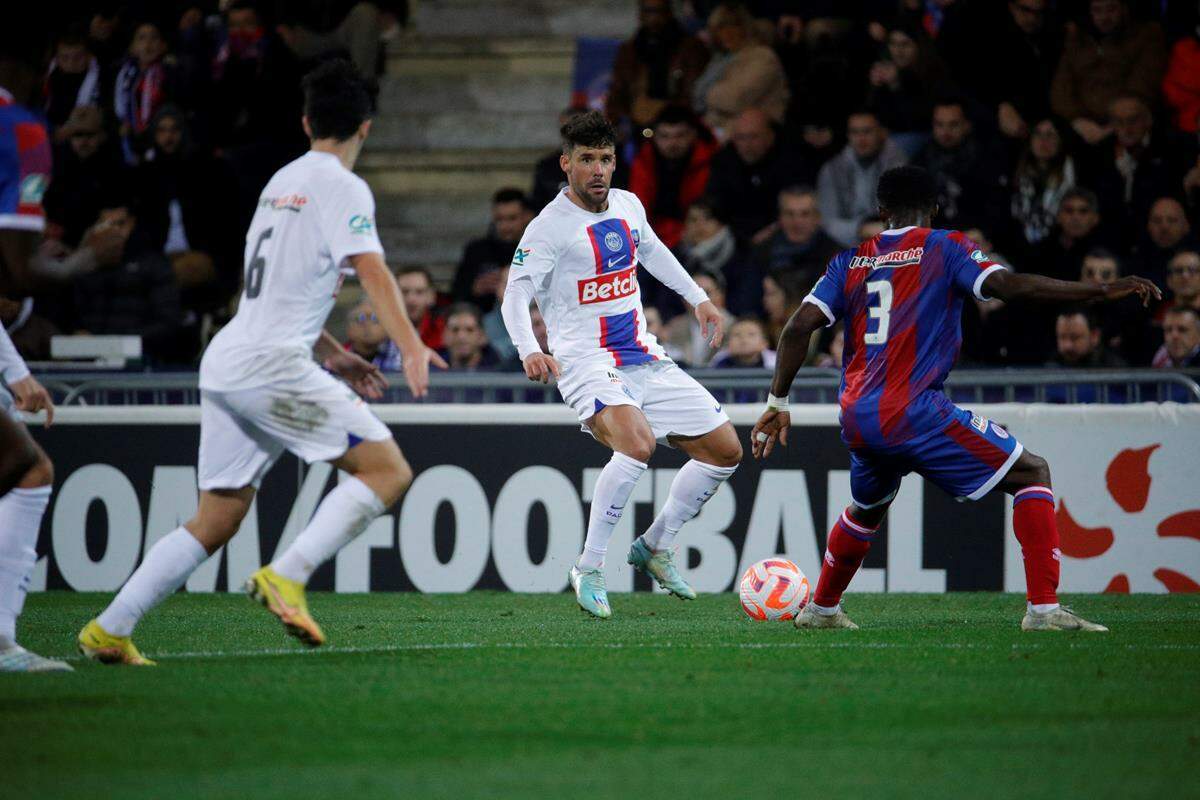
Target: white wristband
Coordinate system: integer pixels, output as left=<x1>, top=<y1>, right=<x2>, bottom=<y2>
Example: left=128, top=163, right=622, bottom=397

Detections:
left=766, top=393, right=789, bottom=411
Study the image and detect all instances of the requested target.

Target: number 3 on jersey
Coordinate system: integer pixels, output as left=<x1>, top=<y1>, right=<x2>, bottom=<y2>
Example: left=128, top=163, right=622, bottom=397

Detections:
left=244, top=227, right=273, bottom=299
left=864, top=280, right=892, bottom=345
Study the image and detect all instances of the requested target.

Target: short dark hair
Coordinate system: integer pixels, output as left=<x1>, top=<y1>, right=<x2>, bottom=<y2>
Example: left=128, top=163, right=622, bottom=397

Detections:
left=653, top=104, right=698, bottom=129
left=1165, top=306, right=1200, bottom=328
left=1060, top=187, right=1099, bottom=213
left=492, top=187, right=530, bottom=208
left=877, top=166, right=938, bottom=218
left=397, top=265, right=433, bottom=286
left=302, top=59, right=373, bottom=141
left=1083, top=247, right=1121, bottom=272
left=778, top=185, right=817, bottom=206
left=444, top=302, right=483, bottom=326
left=561, top=110, right=617, bottom=154
left=1057, top=306, right=1100, bottom=331
left=691, top=268, right=726, bottom=292
left=689, top=196, right=725, bottom=224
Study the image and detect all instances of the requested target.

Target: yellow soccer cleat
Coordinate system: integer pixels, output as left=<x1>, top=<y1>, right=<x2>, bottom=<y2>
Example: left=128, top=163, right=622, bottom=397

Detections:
left=77, top=619, right=156, bottom=666
left=244, top=566, right=326, bottom=647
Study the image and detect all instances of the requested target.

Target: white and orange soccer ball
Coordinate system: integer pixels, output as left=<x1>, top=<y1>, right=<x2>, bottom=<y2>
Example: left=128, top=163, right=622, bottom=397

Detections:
left=739, top=557, right=810, bottom=621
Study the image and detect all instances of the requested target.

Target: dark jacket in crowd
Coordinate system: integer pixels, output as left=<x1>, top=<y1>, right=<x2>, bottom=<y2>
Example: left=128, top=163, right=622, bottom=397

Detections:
left=705, top=141, right=809, bottom=244
left=453, top=236, right=516, bottom=312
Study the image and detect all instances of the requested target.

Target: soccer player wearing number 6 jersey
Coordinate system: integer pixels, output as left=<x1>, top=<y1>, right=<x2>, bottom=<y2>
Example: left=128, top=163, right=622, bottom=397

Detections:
left=79, top=61, right=445, bottom=665
left=753, top=166, right=1160, bottom=632
left=502, top=112, right=742, bottom=618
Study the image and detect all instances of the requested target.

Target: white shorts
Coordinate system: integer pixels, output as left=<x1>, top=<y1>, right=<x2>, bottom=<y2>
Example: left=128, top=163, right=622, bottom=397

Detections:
left=197, top=365, right=391, bottom=491
left=557, top=360, right=729, bottom=444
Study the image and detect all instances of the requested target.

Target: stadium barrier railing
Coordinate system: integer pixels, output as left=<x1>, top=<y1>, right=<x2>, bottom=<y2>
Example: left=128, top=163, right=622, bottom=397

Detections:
left=31, top=368, right=1200, bottom=406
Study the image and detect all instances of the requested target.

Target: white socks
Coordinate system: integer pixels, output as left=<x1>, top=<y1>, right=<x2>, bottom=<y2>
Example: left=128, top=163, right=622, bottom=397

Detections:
left=641, top=460, right=738, bottom=552
left=1029, top=602, right=1061, bottom=614
left=271, top=476, right=385, bottom=584
left=578, top=452, right=648, bottom=570
left=0, top=486, right=51, bottom=647
left=97, top=526, right=208, bottom=637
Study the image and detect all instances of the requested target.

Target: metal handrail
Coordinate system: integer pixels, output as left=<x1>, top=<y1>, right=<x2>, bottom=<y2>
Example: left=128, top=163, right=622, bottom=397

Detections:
left=31, top=368, right=1200, bottom=406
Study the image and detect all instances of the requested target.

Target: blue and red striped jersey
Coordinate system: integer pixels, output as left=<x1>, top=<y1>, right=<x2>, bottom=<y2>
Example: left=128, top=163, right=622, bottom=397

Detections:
left=805, top=226, right=1006, bottom=447
left=0, top=89, right=51, bottom=233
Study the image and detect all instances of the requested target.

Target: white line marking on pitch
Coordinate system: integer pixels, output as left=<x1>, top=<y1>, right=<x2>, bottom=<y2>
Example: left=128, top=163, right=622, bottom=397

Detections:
left=56, top=640, right=1200, bottom=662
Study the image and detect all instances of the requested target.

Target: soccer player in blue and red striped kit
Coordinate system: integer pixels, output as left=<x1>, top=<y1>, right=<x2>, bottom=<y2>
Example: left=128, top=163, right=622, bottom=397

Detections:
left=752, top=166, right=1160, bottom=632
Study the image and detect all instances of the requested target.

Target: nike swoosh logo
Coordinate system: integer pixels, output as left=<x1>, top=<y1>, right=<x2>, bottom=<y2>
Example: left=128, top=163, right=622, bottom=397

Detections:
left=607, top=256, right=625, bottom=268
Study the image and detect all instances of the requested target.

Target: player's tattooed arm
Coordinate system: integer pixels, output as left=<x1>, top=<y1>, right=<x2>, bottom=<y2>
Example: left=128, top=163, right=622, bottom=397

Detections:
left=753, top=302, right=828, bottom=459
left=983, top=270, right=1162, bottom=307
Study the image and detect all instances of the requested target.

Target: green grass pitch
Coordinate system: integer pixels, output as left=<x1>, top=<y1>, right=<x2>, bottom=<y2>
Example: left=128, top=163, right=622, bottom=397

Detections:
left=3, top=592, right=1199, bottom=799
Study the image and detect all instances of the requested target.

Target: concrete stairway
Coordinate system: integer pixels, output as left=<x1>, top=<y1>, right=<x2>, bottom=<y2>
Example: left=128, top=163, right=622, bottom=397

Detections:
left=359, top=0, right=635, bottom=287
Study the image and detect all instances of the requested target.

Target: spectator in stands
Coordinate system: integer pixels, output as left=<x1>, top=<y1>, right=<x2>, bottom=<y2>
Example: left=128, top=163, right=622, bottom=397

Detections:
left=275, top=2, right=395, bottom=79
left=1030, top=187, right=1104, bottom=281
left=1009, top=117, right=1077, bottom=249
left=678, top=198, right=749, bottom=313
left=1089, top=97, right=1194, bottom=251
left=749, top=186, right=837, bottom=291
left=114, top=20, right=177, bottom=164
left=693, top=3, right=789, bottom=135
left=1162, top=22, right=1200, bottom=134
left=865, top=23, right=953, bottom=152
left=958, top=0, right=1062, bottom=142
left=43, top=31, right=102, bottom=140
left=1153, top=306, right=1200, bottom=368
left=453, top=189, right=533, bottom=313
left=344, top=299, right=400, bottom=371
left=1133, top=197, right=1195, bottom=289
left=761, top=269, right=808, bottom=347
left=606, top=0, right=709, bottom=132
left=1163, top=249, right=1200, bottom=317
left=711, top=316, right=775, bottom=369
left=1051, top=307, right=1127, bottom=367
left=43, top=105, right=128, bottom=248
left=1079, top=247, right=1152, bottom=363
left=71, top=201, right=186, bottom=364
left=913, top=98, right=1008, bottom=230
left=643, top=305, right=667, bottom=343
left=663, top=269, right=734, bottom=366
left=705, top=108, right=807, bottom=245
left=483, top=267, right=516, bottom=362
left=86, top=8, right=124, bottom=70
left=135, top=106, right=242, bottom=314
left=397, top=266, right=445, bottom=350
left=530, top=107, right=584, bottom=211
left=438, top=303, right=500, bottom=370
left=629, top=106, right=717, bottom=250
left=812, top=322, right=844, bottom=368
left=817, top=109, right=907, bottom=247
left=204, top=1, right=306, bottom=222
left=1051, top=0, right=1167, bottom=145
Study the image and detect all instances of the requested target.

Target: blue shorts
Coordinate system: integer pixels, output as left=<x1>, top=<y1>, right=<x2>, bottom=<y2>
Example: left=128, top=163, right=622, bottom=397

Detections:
left=849, top=405, right=1023, bottom=507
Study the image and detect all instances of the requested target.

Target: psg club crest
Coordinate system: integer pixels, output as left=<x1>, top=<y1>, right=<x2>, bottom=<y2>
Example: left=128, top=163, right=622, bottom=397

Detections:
left=604, top=231, right=623, bottom=252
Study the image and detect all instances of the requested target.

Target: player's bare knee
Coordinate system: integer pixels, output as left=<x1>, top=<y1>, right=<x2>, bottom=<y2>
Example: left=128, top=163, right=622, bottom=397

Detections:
left=2, top=441, right=37, bottom=488
left=1028, top=453, right=1052, bottom=487
left=624, top=434, right=656, bottom=464
left=718, top=436, right=743, bottom=467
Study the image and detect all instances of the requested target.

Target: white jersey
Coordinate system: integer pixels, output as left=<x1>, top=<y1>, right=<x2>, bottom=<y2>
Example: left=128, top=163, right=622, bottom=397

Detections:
left=505, top=189, right=707, bottom=371
left=200, top=151, right=383, bottom=391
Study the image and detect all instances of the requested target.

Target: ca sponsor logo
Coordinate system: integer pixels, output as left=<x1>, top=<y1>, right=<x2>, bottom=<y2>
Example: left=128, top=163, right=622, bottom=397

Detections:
left=578, top=265, right=637, bottom=304
left=349, top=214, right=374, bottom=234
left=19, top=173, right=47, bottom=204
left=512, top=247, right=531, bottom=267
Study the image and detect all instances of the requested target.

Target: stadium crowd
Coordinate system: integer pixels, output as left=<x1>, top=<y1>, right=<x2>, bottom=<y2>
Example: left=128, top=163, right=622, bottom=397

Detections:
left=2, top=0, right=1199, bottom=378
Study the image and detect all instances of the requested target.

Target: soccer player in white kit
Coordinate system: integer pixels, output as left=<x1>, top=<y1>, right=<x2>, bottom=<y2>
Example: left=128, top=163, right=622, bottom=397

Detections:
left=78, top=61, right=445, bottom=665
left=502, top=111, right=743, bottom=618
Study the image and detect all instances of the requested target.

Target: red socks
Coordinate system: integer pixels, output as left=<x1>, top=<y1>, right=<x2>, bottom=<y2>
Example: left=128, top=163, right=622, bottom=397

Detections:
left=813, top=508, right=878, bottom=608
left=1012, top=486, right=1060, bottom=605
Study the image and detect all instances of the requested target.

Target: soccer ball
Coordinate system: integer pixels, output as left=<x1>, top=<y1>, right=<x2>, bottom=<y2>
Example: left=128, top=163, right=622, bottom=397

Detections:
left=739, top=558, right=810, bottom=621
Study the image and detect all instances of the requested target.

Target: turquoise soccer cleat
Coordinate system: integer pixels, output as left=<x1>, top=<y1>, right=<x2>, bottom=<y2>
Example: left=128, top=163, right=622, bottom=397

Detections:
left=569, top=565, right=612, bottom=619
left=627, top=537, right=697, bottom=600
left=0, top=645, right=73, bottom=672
